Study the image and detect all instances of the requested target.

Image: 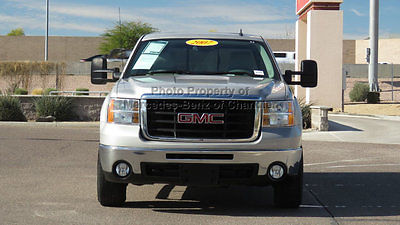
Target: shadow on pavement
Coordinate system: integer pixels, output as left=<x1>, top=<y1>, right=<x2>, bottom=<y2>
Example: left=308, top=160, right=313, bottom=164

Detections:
left=328, top=120, right=363, bottom=132
left=122, top=172, right=400, bottom=218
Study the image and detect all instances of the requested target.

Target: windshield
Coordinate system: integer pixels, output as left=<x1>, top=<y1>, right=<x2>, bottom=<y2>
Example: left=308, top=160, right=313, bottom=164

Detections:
left=126, top=39, right=278, bottom=79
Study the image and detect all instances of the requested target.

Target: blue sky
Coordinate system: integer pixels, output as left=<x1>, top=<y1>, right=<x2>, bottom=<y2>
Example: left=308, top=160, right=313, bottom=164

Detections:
left=0, top=0, right=399, bottom=39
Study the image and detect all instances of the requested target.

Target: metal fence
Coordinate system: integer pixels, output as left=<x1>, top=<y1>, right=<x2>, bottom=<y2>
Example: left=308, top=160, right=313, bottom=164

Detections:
left=278, top=63, right=400, bottom=102
left=49, top=91, right=109, bottom=96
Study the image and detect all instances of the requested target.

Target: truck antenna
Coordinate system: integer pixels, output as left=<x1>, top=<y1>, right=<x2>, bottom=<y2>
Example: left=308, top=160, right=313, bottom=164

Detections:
left=239, top=29, right=243, bottom=36
left=118, top=7, right=122, bottom=48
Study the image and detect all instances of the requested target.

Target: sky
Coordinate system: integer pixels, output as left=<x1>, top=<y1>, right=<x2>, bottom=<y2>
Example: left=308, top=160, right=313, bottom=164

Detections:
left=0, top=0, right=400, bottom=39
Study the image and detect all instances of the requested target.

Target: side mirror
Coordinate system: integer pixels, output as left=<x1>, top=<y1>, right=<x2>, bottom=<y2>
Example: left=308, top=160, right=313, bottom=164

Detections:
left=284, top=60, right=318, bottom=88
left=91, top=57, right=108, bottom=84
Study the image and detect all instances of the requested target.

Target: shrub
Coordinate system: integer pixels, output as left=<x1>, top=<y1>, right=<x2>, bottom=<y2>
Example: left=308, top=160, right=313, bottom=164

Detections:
left=367, top=92, right=380, bottom=104
left=299, top=98, right=312, bottom=129
left=349, top=82, right=369, bottom=102
left=44, top=88, right=57, bottom=95
left=14, top=88, right=28, bottom=95
left=288, top=86, right=295, bottom=94
left=31, top=88, right=43, bottom=95
left=34, top=96, right=73, bottom=121
left=75, top=88, right=89, bottom=96
left=0, top=96, right=27, bottom=121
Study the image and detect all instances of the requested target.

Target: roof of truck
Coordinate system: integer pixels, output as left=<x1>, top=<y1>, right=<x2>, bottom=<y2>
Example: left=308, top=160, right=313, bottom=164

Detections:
left=142, top=32, right=264, bottom=42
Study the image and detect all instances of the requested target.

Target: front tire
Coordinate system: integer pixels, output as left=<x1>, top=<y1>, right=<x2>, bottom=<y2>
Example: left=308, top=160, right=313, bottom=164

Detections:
left=97, top=156, right=127, bottom=207
left=273, top=157, right=303, bottom=208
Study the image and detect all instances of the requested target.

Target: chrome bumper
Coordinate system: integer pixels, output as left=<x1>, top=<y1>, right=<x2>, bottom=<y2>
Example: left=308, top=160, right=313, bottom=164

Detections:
left=99, top=144, right=303, bottom=176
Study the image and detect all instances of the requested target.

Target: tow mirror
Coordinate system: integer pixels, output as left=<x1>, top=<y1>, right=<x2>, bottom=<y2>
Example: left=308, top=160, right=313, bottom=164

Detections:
left=284, top=60, right=318, bottom=88
left=91, top=57, right=108, bottom=84
left=91, top=57, right=121, bottom=84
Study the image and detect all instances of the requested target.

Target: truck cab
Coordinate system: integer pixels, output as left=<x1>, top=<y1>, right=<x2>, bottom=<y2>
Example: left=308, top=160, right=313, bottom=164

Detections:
left=92, top=32, right=317, bottom=208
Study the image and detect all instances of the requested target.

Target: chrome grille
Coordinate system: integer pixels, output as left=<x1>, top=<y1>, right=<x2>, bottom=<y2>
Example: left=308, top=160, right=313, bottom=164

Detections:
left=142, top=99, right=260, bottom=141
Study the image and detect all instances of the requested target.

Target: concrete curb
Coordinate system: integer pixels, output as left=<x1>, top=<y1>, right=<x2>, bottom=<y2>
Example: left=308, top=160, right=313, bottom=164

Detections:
left=330, top=113, right=400, bottom=121
left=0, top=121, right=99, bottom=128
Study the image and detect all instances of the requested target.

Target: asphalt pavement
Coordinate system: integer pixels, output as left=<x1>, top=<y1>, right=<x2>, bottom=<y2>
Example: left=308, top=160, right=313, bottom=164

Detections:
left=0, top=115, right=399, bottom=225
left=303, top=114, right=400, bottom=145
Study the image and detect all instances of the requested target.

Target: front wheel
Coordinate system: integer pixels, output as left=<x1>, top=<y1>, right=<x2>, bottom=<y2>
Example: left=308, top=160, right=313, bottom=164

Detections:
left=273, top=157, right=303, bottom=208
left=97, top=156, right=127, bottom=207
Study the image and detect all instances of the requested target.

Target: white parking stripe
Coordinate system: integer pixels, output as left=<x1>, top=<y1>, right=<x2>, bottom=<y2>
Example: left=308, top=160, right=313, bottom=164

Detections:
left=305, top=157, right=374, bottom=166
left=326, top=163, right=400, bottom=168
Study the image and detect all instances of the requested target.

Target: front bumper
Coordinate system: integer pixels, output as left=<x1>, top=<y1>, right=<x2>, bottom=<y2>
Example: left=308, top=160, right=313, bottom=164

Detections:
left=99, top=144, right=303, bottom=185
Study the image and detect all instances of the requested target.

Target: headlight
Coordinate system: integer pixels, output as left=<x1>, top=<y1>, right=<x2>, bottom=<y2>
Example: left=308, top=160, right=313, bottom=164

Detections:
left=107, top=98, right=139, bottom=124
left=262, top=101, right=294, bottom=127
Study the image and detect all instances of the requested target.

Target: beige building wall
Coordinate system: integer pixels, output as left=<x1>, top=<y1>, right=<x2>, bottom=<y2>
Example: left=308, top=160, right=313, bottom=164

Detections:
left=295, top=18, right=308, bottom=100
left=296, top=9, right=343, bottom=108
left=0, top=36, right=104, bottom=62
left=268, top=39, right=295, bottom=51
left=356, top=38, right=400, bottom=64
left=268, top=39, right=354, bottom=64
left=0, top=36, right=355, bottom=63
left=343, top=40, right=355, bottom=64
left=308, top=10, right=343, bottom=108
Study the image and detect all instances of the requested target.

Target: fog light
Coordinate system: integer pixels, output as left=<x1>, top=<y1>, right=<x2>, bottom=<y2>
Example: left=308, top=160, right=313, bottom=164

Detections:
left=115, top=162, right=130, bottom=177
left=269, top=164, right=285, bottom=180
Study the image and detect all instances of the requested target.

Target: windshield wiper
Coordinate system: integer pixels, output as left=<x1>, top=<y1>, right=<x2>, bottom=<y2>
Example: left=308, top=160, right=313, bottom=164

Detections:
left=148, top=70, right=192, bottom=75
left=204, top=71, right=263, bottom=77
left=126, top=70, right=192, bottom=77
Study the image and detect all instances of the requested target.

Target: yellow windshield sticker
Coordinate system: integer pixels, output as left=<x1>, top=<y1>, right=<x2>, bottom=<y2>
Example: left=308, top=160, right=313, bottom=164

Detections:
left=186, top=39, right=218, bottom=46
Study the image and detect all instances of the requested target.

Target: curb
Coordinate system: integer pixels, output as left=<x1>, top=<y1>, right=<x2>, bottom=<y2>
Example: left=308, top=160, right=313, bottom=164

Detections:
left=330, top=113, right=400, bottom=121
left=0, top=121, right=99, bottom=128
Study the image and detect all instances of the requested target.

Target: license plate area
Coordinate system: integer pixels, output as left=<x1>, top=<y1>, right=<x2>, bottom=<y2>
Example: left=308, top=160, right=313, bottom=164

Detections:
left=181, top=164, right=219, bottom=185
left=141, top=163, right=258, bottom=185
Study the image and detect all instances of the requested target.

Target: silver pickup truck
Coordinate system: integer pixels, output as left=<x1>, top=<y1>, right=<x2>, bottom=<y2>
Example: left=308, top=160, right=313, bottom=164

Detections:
left=91, top=32, right=317, bottom=208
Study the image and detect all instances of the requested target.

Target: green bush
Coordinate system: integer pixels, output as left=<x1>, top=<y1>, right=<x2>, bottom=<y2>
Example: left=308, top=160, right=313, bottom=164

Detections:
left=34, top=96, right=73, bottom=121
left=14, top=88, right=28, bottom=95
left=0, top=96, right=27, bottom=121
left=75, top=88, right=89, bottom=96
left=299, top=98, right=312, bottom=129
left=44, top=88, right=57, bottom=95
left=349, top=82, right=369, bottom=102
left=367, top=92, right=380, bottom=104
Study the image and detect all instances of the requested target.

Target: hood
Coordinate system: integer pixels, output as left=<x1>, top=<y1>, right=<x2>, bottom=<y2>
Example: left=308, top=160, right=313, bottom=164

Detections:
left=112, top=74, right=289, bottom=101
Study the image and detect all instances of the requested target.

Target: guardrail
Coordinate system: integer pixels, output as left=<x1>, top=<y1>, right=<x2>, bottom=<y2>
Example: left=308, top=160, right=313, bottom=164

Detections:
left=49, top=91, right=109, bottom=96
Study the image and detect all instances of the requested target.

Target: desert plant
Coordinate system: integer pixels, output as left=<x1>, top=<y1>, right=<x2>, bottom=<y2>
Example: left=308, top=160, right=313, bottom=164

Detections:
left=75, top=88, right=89, bottom=96
left=0, top=96, right=27, bottom=121
left=7, top=28, right=25, bottom=36
left=44, top=88, right=57, bottom=95
left=100, top=21, right=157, bottom=54
left=298, top=98, right=312, bottom=129
left=31, top=88, right=43, bottom=95
left=34, top=96, right=73, bottom=121
left=349, top=82, right=369, bottom=102
left=14, top=88, right=28, bottom=95
left=288, top=86, right=295, bottom=94
left=5, top=82, right=19, bottom=95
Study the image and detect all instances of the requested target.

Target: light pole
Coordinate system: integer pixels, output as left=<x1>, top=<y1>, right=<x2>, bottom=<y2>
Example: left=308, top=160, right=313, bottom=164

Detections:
left=368, top=0, right=379, bottom=92
left=45, top=0, right=49, bottom=61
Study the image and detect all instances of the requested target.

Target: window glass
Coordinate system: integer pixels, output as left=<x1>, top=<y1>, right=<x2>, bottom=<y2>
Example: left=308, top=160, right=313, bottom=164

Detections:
left=274, top=53, right=286, bottom=58
left=127, top=39, right=278, bottom=79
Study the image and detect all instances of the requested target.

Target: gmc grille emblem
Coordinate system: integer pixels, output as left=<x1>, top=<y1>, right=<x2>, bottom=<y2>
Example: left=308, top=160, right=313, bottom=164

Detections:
left=177, top=113, right=224, bottom=124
